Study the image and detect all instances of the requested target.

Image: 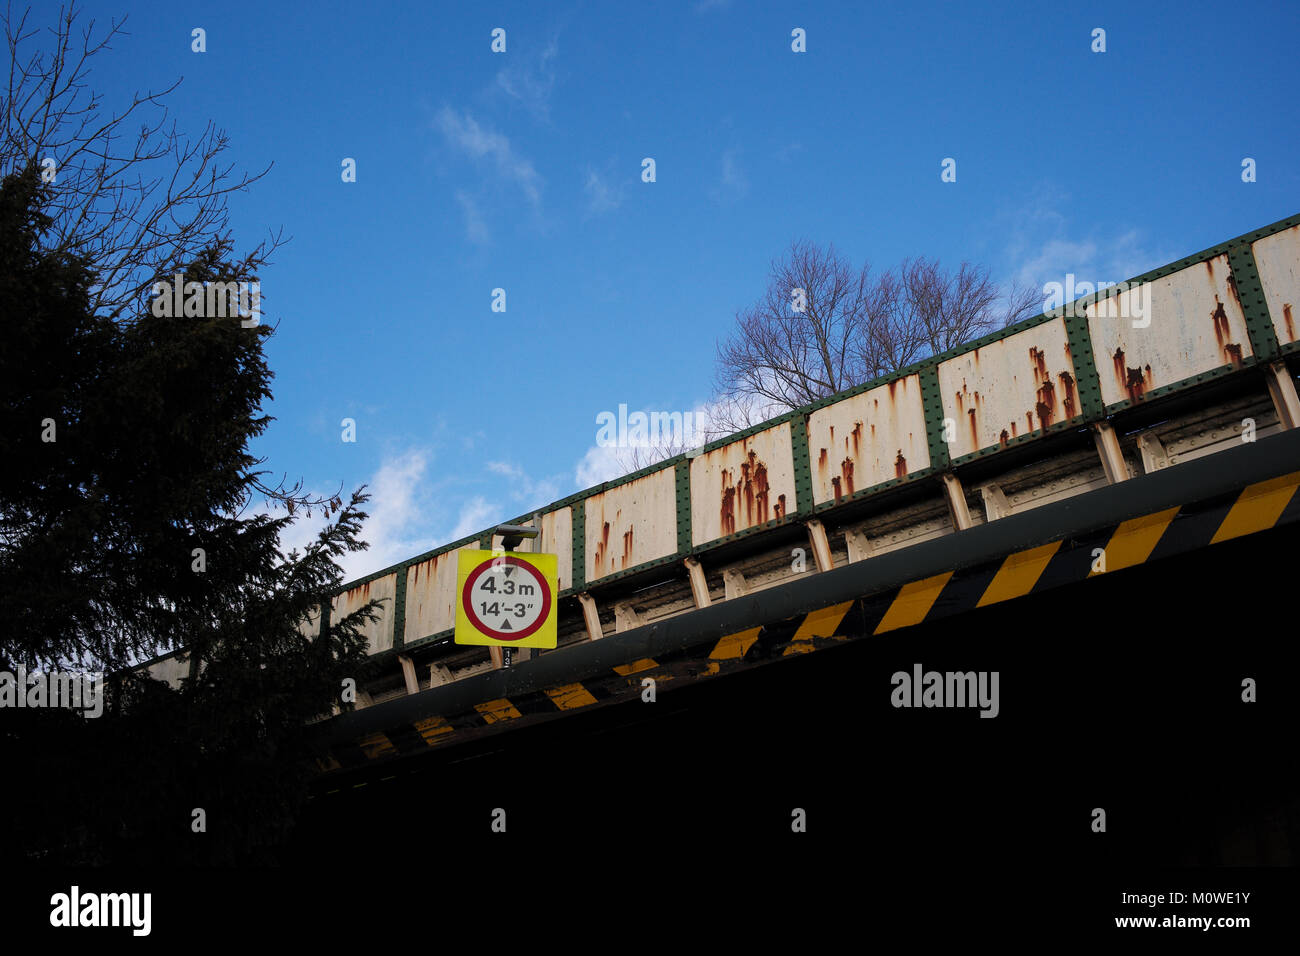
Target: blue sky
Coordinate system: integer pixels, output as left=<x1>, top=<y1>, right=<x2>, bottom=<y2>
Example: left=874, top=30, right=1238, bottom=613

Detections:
left=67, top=0, right=1300, bottom=580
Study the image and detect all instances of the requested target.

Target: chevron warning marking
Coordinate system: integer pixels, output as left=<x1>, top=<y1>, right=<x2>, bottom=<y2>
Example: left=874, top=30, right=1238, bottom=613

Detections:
left=977, top=541, right=1062, bottom=607
left=1211, top=471, right=1300, bottom=544
left=1090, top=507, right=1180, bottom=577
left=874, top=572, right=954, bottom=634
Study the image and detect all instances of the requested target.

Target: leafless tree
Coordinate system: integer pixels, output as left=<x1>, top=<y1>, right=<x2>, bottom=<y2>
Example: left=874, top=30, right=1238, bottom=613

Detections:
left=607, top=242, right=1036, bottom=479
left=716, top=240, right=1039, bottom=423
left=2, top=2, right=283, bottom=320
left=861, top=257, right=1040, bottom=376
left=716, top=239, right=880, bottom=412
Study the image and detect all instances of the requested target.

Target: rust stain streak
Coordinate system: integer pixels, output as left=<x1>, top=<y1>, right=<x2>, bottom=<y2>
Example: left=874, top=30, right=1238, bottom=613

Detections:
left=1210, top=297, right=1242, bottom=366
left=1035, top=378, right=1056, bottom=429
left=1114, top=347, right=1151, bottom=402
left=720, top=470, right=736, bottom=536
left=753, top=458, right=770, bottom=524
left=1059, top=371, right=1076, bottom=419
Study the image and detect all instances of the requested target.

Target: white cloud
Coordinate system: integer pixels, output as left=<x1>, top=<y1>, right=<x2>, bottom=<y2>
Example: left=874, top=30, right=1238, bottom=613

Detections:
left=256, top=449, right=509, bottom=584
left=436, top=107, right=542, bottom=207
left=574, top=443, right=626, bottom=487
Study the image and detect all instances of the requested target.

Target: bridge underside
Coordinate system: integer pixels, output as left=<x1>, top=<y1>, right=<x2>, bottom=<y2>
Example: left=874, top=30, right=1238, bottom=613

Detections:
left=294, top=431, right=1300, bottom=877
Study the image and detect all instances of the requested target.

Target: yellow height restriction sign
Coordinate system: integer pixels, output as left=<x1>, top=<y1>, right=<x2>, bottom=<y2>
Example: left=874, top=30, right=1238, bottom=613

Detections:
left=454, top=549, right=558, bottom=648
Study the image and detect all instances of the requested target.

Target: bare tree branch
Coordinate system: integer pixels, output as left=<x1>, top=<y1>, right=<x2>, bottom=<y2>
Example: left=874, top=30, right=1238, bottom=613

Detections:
left=717, top=242, right=1032, bottom=423
left=1, top=1, right=284, bottom=321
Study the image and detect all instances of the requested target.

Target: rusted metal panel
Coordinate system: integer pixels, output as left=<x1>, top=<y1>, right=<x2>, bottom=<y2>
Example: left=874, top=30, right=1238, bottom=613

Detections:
left=404, top=546, right=476, bottom=644
left=488, top=506, right=573, bottom=591
left=1251, top=225, right=1300, bottom=347
left=585, top=469, right=678, bottom=582
left=937, top=318, right=1081, bottom=459
left=690, top=422, right=797, bottom=546
left=330, top=572, right=396, bottom=655
left=1086, top=255, right=1252, bottom=408
left=297, top=606, right=322, bottom=641
left=806, top=373, right=930, bottom=505
left=146, top=654, right=189, bottom=689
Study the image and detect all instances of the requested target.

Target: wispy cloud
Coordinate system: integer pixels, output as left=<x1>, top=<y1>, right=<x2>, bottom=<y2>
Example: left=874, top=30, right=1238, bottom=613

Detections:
left=455, top=190, right=490, bottom=244
left=582, top=166, right=623, bottom=216
left=994, top=186, right=1172, bottom=312
left=451, top=495, right=501, bottom=540
left=435, top=107, right=543, bottom=207
left=774, top=141, right=804, bottom=163
left=1010, top=227, right=1165, bottom=297
left=710, top=147, right=749, bottom=203
left=486, top=460, right=562, bottom=511
left=494, top=37, right=558, bottom=121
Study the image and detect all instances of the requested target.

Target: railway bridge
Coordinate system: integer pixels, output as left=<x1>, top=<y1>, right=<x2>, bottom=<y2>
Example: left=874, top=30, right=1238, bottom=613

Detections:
left=143, top=213, right=1300, bottom=867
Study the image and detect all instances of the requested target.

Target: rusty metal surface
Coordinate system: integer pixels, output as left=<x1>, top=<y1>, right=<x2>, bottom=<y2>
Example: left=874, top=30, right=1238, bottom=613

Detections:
left=146, top=655, right=189, bottom=690
left=298, top=606, right=322, bottom=641
left=690, top=422, right=797, bottom=546
left=489, top=506, right=573, bottom=591
left=331, top=572, right=397, bottom=654
left=404, top=548, right=476, bottom=644
left=1251, top=224, right=1300, bottom=347
left=1086, top=255, right=1252, bottom=407
left=585, top=468, right=678, bottom=582
left=937, top=318, right=1080, bottom=458
left=806, top=373, right=929, bottom=505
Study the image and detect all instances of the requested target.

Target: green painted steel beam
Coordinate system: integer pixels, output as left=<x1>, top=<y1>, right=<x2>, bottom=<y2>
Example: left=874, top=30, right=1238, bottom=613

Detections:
left=1228, top=242, right=1281, bottom=363
left=787, top=411, right=814, bottom=516
left=918, top=362, right=950, bottom=472
left=675, top=459, right=693, bottom=555
left=1063, top=310, right=1106, bottom=421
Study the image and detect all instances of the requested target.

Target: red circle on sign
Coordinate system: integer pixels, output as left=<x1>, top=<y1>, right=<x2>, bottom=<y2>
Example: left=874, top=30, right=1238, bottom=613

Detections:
left=462, top=556, right=552, bottom=641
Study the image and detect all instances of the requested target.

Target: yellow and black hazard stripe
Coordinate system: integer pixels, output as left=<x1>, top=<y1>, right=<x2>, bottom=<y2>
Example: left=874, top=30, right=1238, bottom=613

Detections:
left=318, top=470, right=1300, bottom=777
